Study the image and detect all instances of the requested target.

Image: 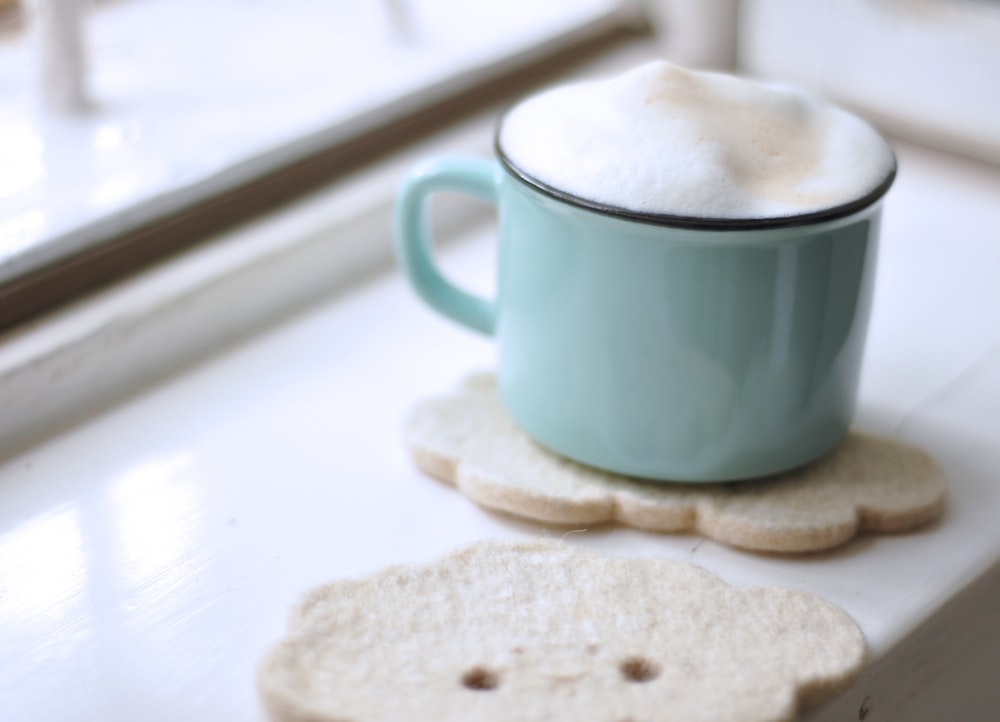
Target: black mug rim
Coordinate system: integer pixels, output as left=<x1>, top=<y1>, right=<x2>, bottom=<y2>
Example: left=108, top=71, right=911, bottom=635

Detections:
left=494, top=132, right=897, bottom=231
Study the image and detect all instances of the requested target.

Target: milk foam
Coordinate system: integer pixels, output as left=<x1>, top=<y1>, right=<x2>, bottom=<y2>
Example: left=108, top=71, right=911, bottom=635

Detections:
left=498, top=61, right=895, bottom=219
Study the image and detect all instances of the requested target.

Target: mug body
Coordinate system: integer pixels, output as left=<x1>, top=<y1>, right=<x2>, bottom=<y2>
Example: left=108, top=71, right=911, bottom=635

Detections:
left=494, top=168, right=881, bottom=481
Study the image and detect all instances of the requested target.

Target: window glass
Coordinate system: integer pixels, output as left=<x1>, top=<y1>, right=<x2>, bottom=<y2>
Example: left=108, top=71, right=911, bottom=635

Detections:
left=0, top=0, right=622, bottom=285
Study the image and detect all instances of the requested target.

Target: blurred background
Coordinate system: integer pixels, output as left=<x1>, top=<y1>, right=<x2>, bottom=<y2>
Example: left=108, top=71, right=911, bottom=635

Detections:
left=0, top=0, right=998, bottom=329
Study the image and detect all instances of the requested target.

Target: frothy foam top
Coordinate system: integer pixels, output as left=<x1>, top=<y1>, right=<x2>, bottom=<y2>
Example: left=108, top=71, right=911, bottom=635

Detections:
left=498, top=61, right=895, bottom=220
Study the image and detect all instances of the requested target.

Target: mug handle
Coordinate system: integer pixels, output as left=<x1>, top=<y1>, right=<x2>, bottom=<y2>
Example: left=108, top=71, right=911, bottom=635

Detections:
left=394, top=157, right=502, bottom=336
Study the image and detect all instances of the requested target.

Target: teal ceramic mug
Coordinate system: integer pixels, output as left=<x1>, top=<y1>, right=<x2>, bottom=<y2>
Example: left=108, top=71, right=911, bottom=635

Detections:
left=395, top=149, right=894, bottom=482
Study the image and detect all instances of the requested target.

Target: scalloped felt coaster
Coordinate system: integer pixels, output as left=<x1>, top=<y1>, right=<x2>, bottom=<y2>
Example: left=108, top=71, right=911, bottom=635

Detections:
left=258, top=540, right=866, bottom=722
left=402, top=373, right=947, bottom=553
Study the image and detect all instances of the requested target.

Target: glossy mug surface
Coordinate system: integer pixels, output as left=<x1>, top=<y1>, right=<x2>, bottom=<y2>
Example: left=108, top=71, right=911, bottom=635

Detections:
left=394, top=156, right=889, bottom=482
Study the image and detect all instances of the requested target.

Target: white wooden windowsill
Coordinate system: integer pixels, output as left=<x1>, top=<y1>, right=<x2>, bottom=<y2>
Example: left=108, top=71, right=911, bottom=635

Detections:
left=1, top=114, right=1000, bottom=720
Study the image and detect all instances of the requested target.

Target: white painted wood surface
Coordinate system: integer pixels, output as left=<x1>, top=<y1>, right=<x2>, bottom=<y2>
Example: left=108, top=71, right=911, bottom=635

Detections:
left=0, top=139, right=998, bottom=720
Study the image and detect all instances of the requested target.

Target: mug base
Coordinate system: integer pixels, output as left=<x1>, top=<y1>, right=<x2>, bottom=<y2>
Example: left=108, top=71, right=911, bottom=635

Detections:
left=502, top=391, right=849, bottom=484
left=530, top=431, right=846, bottom=484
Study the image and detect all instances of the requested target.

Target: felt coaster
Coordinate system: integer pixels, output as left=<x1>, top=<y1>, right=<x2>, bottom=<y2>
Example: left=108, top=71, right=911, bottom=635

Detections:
left=402, top=373, right=947, bottom=553
left=258, top=540, right=866, bottom=722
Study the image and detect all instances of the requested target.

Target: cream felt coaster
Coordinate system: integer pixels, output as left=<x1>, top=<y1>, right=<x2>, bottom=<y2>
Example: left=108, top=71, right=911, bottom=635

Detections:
left=258, top=540, right=866, bottom=722
left=403, top=374, right=947, bottom=553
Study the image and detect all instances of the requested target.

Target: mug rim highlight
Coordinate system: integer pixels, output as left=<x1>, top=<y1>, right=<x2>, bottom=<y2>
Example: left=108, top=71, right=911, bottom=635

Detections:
left=494, top=131, right=897, bottom=232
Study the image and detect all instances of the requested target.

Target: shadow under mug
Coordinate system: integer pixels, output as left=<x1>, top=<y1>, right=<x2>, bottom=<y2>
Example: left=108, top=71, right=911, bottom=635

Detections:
left=395, top=152, right=894, bottom=482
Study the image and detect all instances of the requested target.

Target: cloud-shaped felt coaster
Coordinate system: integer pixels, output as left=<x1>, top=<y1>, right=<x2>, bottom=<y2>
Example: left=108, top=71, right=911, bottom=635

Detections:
left=258, top=540, right=865, bottom=722
left=403, top=374, right=947, bottom=553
